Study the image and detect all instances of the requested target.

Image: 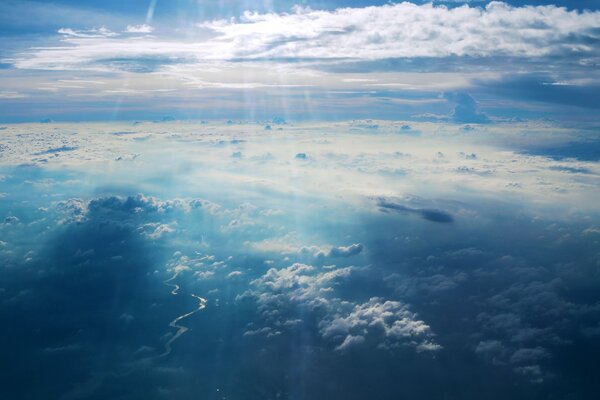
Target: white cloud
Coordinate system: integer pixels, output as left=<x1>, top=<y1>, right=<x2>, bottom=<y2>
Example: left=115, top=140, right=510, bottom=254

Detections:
left=139, top=222, right=176, bottom=239
left=58, top=26, right=117, bottom=38
left=241, top=263, right=438, bottom=351
left=241, top=262, right=355, bottom=326
left=125, top=24, right=154, bottom=34
left=227, top=270, right=243, bottom=278
left=0, top=91, right=27, bottom=99
left=334, top=334, right=365, bottom=351
left=328, top=243, right=363, bottom=257
left=249, top=263, right=352, bottom=303
left=2, top=121, right=599, bottom=213
left=199, top=2, right=600, bottom=59
left=10, top=3, right=600, bottom=73
left=320, top=297, right=438, bottom=351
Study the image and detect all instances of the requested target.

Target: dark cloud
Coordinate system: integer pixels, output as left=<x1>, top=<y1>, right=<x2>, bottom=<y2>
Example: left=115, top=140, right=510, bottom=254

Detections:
left=34, top=145, right=77, bottom=155
left=377, top=199, right=454, bottom=223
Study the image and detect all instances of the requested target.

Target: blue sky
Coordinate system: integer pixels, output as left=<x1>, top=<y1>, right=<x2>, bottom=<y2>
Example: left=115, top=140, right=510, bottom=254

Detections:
left=1, top=0, right=600, bottom=122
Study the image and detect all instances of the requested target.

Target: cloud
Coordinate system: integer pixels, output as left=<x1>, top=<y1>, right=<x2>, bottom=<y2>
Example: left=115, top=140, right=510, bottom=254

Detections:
left=55, top=198, right=87, bottom=223
left=328, top=243, right=363, bottom=257
left=247, top=263, right=354, bottom=307
left=319, top=297, right=439, bottom=351
left=10, top=3, right=600, bottom=72
left=334, top=334, right=365, bottom=351
left=199, top=2, right=600, bottom=60
left=138, top=222, right=176, bottom=239
left=0, top=192, right=176, bottom=398
left=378, top=199, right=454, bottom=223
left=1, top=125, right=600, bottom=398
left=124, top=24, right=154, bottom=33
left=87, top=194, right=206, bottom=216
left=0, top=91, right=27, bottom=99
left=509, top=347, right=551, bottom=365
left=238, top=263, right=356, bottom=338
left=33, top=145, right=78, bottom=155
left=58, top=27, right=117, bottom=38
left=241, top=262, right=438, bottom=352
left=3, top=215, right=20, bottom=225
left=443, top=92, right=490, bottom=124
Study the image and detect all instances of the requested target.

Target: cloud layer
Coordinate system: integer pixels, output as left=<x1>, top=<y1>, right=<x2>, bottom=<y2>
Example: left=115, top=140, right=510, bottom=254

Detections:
left=1, top=120, right=599, bottom=398
left=202, top=2, right=600, bottom=59
left=9, top=2, right=600, bottom=72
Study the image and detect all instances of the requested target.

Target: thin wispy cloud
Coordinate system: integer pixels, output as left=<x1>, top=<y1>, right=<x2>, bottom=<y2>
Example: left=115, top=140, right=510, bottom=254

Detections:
left=57, top=26, right=118, bottom=38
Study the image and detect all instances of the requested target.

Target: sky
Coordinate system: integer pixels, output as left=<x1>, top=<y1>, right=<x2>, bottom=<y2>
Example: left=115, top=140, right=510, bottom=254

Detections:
left=1, top=2, right=600, bottom=400
left=1, top=0, right=600, bottom=122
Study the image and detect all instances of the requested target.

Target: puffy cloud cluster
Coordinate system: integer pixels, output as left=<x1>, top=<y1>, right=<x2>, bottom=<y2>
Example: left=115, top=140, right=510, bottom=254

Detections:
left=73, top=194, right=213, bottom=218
left=320, top=297, right=440, bottom=351
left=138, top=222, right=176, bottom=239
left=52, top=195, right=224, bottom=246
left=241, top=262, right=438, bottom=352
left=247, top=263, right=354, bottom=310
left=55, top=198, right=87, bottom=223
left=250, top=237, right=364, bottom=260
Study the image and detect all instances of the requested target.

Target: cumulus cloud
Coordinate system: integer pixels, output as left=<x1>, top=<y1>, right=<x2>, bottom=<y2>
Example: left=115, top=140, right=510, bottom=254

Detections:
left=443, top=92, right=490, bottom=124
left=86, top=194, right=209, bottom=216
left=328, top=243, right=363, bottom=257
left=55, top=198, right=87, bottom=223
left=240, top=263, right=437, bottom=352
left=227, top=270, right=243, bottom=278
left=247, top=263, right=354, bottom=308
left=138, top=222, right=176, bottom=239
left=320, top=297, right=439, bottom=351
